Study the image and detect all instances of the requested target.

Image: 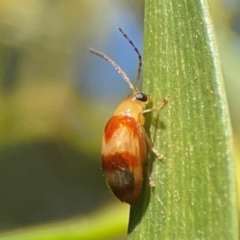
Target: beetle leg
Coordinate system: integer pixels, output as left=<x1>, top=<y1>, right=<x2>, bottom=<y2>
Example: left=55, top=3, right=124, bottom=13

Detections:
left=143, top=97, right=168, bottom=114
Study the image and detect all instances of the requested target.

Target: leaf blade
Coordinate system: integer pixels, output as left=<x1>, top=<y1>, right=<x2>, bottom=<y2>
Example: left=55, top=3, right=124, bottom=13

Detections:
left=128, top=0, right=238, bottom=239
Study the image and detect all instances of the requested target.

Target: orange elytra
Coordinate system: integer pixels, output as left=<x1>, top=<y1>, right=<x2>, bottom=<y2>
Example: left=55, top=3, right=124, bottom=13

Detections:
left=89, top=27, right=167, bottom=204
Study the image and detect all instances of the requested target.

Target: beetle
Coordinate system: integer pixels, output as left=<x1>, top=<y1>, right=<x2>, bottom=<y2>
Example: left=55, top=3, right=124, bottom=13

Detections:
left=89, top=27, right=167, bottom=204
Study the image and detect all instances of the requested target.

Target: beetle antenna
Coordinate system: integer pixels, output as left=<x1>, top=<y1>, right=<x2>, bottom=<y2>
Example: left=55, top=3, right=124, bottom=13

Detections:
left=89, top=48, right=136, bottom=92
left=118, top=27, right=142, bottom=91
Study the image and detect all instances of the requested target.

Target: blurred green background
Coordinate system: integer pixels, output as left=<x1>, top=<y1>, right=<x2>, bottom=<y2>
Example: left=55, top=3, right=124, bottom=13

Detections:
left=0, top=0, right=239, bottom=238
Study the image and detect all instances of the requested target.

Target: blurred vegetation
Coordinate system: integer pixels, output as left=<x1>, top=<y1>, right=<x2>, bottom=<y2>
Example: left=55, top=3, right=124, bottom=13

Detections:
left=0, top=0, right=239, bottom=239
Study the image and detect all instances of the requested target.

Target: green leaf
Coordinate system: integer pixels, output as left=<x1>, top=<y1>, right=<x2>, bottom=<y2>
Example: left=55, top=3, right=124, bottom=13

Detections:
left=128, top=0, right=238, bottom=239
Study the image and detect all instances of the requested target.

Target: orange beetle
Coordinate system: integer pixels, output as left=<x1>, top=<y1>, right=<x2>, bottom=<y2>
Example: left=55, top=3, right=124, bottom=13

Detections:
left=90, top=28, right=167, bottom=204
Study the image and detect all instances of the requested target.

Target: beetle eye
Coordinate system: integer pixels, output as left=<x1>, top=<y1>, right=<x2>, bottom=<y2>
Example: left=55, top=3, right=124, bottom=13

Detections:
left=135, top=93, right=149, bottom=102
